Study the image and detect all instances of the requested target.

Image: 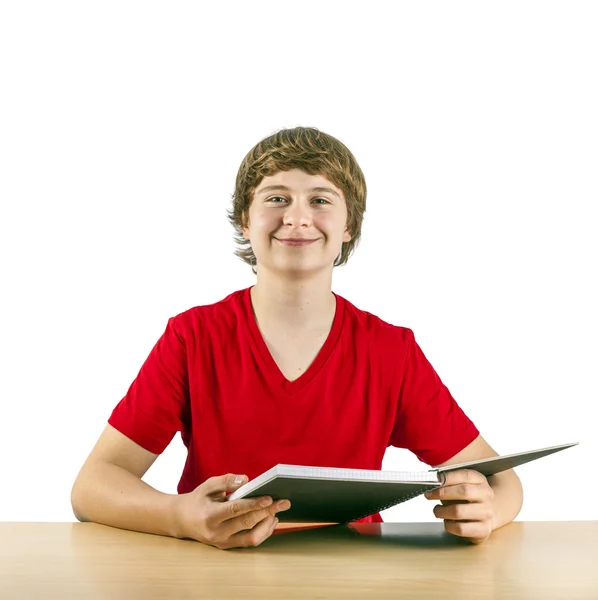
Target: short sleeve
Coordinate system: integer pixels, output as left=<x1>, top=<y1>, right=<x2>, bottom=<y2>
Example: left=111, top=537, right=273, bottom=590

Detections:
left=108, top=317, right=189, bottom=454
left=389, top=329, right=479, bottom=466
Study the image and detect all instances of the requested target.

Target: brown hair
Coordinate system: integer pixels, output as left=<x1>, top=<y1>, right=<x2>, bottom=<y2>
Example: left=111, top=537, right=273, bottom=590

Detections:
left=227, top=126, right=367, bottom=269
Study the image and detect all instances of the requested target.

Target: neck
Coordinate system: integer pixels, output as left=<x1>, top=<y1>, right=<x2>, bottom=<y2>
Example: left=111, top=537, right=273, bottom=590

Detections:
left=250, top=268, right=336, bottom=333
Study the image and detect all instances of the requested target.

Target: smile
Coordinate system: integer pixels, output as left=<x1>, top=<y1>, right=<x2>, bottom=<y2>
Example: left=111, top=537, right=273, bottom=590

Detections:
left=274, top=238, right=319, bottom=246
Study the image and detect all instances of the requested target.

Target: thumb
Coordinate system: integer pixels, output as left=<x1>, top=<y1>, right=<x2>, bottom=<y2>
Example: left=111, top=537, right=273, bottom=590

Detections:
left=203, top=473, right=248, bottom=497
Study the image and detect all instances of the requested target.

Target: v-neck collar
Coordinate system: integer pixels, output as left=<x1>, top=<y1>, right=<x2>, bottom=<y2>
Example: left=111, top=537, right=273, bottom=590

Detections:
left=242, top=286, right=345, bottom=395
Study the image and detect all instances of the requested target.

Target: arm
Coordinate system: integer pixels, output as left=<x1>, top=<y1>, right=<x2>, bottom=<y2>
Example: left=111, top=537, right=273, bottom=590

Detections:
left=426, top=434, right=524, bottom=543
left=71, top=424, right=292, bottom=548
left=70, top=423, right=179, bottom=538
left=486, top=469, right=524, bottom=530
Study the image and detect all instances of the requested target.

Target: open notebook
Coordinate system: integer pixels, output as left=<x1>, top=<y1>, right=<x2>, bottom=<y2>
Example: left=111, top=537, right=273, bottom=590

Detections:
left=227, top=442, right=578, bottom=523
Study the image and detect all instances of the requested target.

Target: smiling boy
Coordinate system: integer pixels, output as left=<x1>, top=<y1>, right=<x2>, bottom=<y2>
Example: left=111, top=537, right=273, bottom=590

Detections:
left=71, top=127, right=523, bottom=550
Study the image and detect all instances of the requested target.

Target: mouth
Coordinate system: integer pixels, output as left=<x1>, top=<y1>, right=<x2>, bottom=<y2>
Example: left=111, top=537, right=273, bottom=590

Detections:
left=274, top=238, right=319, bottom=246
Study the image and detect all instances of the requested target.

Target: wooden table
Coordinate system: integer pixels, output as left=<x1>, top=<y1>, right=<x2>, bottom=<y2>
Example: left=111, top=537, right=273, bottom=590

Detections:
left=1, top=521, right=597, bottom=599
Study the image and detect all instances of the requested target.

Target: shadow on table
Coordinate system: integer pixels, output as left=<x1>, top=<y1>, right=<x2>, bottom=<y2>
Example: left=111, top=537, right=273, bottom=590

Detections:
left=264, top=521, right=473, bottom=551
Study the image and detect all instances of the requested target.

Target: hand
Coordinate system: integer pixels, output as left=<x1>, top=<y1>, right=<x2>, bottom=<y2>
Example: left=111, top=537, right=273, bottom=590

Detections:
left=172, top=473, right=291, bottom=550
left=424, top=469, right=495, bottom=544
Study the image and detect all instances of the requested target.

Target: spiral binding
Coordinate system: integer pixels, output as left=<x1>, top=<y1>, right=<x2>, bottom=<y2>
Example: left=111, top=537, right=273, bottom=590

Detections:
left=344, top=470, right=447, bottom=524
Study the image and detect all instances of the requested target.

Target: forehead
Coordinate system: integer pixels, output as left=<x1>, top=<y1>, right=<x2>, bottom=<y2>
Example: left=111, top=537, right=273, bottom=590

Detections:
left=255, top=168, right=343, bottom=197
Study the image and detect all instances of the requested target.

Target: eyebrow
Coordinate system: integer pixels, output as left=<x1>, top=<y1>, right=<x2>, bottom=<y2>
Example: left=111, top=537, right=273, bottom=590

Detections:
left=256, top=185, right=340, bottom=198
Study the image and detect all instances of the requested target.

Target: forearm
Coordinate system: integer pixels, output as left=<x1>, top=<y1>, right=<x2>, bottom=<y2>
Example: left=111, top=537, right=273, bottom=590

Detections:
left=488, top=469, right=524, bottom=531
left=71, top=461, right=179, bottom=538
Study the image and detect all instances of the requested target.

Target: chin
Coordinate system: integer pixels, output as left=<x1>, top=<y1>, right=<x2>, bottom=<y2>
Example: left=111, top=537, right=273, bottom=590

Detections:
left=278, top=263, right=333, bottom=276
left=257, top=252, right=338, bottom=274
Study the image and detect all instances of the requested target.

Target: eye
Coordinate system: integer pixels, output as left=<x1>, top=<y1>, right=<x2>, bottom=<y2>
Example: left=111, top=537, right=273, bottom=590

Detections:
left=266, top=196, right=330, bottom=205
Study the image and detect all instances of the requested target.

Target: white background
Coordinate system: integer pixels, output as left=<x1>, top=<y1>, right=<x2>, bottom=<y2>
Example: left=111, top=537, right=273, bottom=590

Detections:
left=1, top=1, right=596, bottom=524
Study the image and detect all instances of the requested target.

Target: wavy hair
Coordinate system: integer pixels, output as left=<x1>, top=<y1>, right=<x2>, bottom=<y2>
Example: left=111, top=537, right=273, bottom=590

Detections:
left=227, top=126, right=367, bottom=269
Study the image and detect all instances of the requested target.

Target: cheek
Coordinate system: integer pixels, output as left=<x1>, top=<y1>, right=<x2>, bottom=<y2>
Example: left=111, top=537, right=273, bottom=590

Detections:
left=252, top=212, right=275, bottom=231
left=320, top=215, right=347, bottom=236
left=247, top=211, right=278, bottom=240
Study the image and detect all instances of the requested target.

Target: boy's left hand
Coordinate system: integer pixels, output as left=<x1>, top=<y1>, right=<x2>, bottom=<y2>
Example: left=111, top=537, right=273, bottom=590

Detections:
left=424, top=469, right=496, bottom=544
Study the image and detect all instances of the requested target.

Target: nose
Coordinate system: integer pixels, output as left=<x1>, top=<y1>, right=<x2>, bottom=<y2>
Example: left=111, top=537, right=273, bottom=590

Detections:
left=282, top=201, right=313, bottom=227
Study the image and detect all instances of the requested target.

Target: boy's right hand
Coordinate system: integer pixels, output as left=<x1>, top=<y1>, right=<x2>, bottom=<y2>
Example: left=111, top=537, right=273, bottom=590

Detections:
left=172, top=473, right=291, bottom=550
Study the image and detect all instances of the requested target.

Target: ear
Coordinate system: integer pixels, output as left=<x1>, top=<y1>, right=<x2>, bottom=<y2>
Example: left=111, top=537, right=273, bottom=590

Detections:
left=343, top=227, right=352, bottom=243
left=242, top=212, right=250, bottom=240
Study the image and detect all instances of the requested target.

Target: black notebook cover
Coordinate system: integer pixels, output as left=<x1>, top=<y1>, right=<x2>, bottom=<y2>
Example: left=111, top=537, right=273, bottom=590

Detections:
left=227, top=442, right=578, bottom=523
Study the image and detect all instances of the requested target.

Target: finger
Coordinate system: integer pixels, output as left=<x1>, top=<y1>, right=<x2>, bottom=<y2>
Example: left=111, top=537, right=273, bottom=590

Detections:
left=217, top=494, right=287, bottom=521
left=440, top=499, right=469, bottom=506
left=425, top=482, right=492, bottom=502
left=202, top=473, right=248, bottom=497
left=441, top=469, right=488, bottom=487
left=223, top=514, right=279, bottom=549
left=218, top=498, right=291, bottom=535
left=433, top=501, right=493, bottom=522
left=443, top=519, right=493, bottom=542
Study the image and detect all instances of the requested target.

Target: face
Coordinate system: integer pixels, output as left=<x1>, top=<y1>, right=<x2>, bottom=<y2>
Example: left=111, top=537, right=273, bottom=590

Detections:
left=242, top=169, right=351, bottom=276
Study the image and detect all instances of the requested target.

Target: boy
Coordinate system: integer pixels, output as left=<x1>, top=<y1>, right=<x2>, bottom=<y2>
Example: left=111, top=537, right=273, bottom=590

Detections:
left=71, top=127, right=523, bottom=550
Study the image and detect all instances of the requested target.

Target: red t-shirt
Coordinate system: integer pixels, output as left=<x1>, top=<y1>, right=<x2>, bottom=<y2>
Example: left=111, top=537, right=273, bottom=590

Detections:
left=108, top=286, right=479, bottom=523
